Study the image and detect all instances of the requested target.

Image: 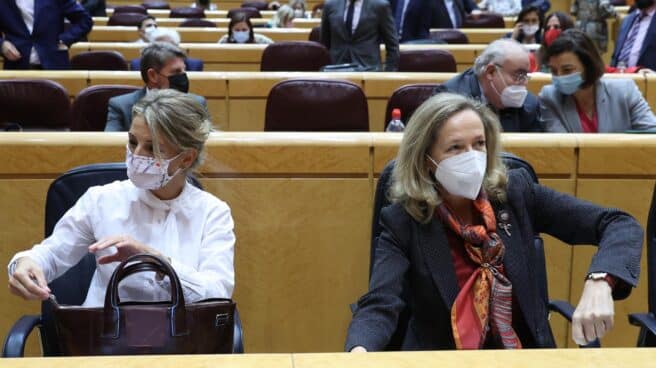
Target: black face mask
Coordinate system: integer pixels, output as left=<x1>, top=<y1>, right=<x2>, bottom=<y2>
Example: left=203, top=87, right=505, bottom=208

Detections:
left=167, top=72, right=189, bottom=93
left=636, top=0, right=654, bottom=9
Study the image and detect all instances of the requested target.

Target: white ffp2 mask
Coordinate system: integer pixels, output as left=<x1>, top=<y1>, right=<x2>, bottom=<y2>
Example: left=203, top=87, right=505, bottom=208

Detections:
left=427, top=150, right=487, bottom=200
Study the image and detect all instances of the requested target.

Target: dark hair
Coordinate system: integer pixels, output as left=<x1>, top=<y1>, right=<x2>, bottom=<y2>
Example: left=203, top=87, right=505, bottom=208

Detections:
left=227, top=13, right=255, bottom=43
left=543, top=11, right=574, bottom=33
left=139, top=42, right=187, bottom=83
left=516, top=6, right=543, bottom=28
left=544, top=29, right=605, bottom=88
left=137, top=15, right=156, bottom=30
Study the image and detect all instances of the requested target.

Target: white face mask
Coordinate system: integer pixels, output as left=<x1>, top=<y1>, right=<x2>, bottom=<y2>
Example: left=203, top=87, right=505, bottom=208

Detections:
left=125, top=145, right=184, bottom=190
left=492, top=66, right=528, bottom=108
left=232, top=30, right=250, bottom=43
left=427, top=150, right=487, bottom=200
left=521, top=24, right=539, bottom=36
left=294, top=9, right=304, bottom=18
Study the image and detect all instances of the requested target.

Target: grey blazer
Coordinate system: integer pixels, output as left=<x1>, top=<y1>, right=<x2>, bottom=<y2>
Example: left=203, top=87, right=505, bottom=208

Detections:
left=104, top=88, right=208, bottom=132
left=320, top=0, right=399, bottom=71
left=539, top=78, right=656, bottom=133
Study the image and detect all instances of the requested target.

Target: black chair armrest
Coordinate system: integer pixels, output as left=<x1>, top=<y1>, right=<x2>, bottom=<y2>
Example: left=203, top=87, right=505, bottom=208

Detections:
left=548, top=299, right=575, bottom=321
left=233, top=308, right=244, bottom=354
left=2, top=315, right=41, bottom=357
left=629, top=313, right=656, bottom=337
left=548, top=299, right=600, bottom=348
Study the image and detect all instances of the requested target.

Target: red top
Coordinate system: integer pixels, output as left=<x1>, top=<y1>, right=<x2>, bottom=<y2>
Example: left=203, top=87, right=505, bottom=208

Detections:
left=575, top=101, right=598, bottom=133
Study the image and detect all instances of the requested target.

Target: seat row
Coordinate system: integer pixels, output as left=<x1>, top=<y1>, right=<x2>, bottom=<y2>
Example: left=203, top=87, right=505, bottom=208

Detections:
left=2, top=71, right=652, bottom=132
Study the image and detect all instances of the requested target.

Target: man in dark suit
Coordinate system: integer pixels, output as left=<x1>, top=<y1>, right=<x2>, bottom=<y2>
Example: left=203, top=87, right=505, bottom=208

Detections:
left=610, top=0, right=656, bottom=71
left=130, top=28, right=204, bottom=72
left=320, top=0, right=399, bottom=71
left=432, top=0, right=480, bottom=28
left=0, top=0, right=92, bottom=70
left=390, top=0, right=439, bottom=42
left=434, top=39, right=543, bottom=132
left=80, top=0, right=106, bottom=16
left=105, top=42, right=207, bottom=132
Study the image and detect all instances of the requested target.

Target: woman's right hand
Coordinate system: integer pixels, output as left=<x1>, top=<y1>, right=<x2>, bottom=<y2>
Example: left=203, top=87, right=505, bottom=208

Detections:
left=8, top=257, right=50, bottom=301
left=512, top=22, right=523, bottom=40
left=350, top=346, right=367, bottom=353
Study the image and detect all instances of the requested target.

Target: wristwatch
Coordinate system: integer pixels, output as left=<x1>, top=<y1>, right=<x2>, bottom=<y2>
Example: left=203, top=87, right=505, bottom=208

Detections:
left=586, top=272, right=616, bottom=288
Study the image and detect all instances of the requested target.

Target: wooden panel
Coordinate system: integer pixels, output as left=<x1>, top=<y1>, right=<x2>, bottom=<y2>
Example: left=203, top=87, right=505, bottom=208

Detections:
left=0, top=180, right=52, bottom=357
left=578, top=134, right=656, bottom=176
left=2, top=354, right=293, bottom=368
left=429, top=28, right=512, bottom=44
left=572, top=179, right=652, bottom=348
left=539, top=179, right=576, bottom=349
left=292, top=349, right=656, bottom=368
left=205, top=178, right=371, bottom=352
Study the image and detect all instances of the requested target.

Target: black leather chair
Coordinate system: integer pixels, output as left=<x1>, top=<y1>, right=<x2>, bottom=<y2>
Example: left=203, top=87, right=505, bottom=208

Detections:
left=180, top=18, right=217, bottom=27
left=227, top=7, right=261, bottom=19
left=70, top=51, right=128, bottom=71
left=170, top=6, right=205, bottom=18
left=308, top=26, right=321, bottom=43
left=398, top=49, right=456, bottom=73
left=628, top=183, right=656, bottom=346
left=142, top=1, right=170, bottom=9
left=71, top=85, right=140, bottom=131
left=0, top=79, right=71, bottom=130
left=384, top=83, right=439, bottom=130
left=370, top=154, right=600, bottom=349
left=265, top=79, right=369, bottom=131
left=429, top=29, right=469, bottom=44
left=107, top=12, right=148, bottom=26
left=113, top=5, right=147, bottom=14
left=462, top=12, right=505, bottom=28
left=2, top=163, right=244, bottom=356
left=261, top=41, right=331, bottom=71
left=241, top=0, right=268, bottom=10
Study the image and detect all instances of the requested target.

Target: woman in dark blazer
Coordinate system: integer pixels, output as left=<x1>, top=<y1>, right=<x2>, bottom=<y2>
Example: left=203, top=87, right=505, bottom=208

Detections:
left=345, top=93, right=643, bottom=351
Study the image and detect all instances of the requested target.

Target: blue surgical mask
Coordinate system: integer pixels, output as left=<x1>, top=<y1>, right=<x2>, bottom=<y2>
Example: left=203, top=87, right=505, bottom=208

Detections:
left=232, top=31, right=250, bottom=43
left=553, top=72, right=583, bottom=95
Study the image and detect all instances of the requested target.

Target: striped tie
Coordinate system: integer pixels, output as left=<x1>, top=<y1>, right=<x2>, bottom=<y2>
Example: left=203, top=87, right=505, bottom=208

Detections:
left=617, top=12, right=646, bottom=66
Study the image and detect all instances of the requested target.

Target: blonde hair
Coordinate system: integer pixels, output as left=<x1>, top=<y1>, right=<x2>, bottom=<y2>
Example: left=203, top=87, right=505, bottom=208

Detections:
left=390, top=93, right=507, bottom=223
left=273, top=5, right=295, bottom=27
left=132, top=89, right=212, bottom=171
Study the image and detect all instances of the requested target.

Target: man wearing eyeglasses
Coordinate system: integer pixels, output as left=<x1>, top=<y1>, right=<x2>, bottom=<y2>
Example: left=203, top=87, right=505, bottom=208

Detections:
left=434, top=39, right=544, bottom=132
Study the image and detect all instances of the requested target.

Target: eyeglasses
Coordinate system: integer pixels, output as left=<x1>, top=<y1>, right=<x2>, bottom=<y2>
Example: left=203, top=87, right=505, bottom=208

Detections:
left=494, top=64, right=530, bottom=84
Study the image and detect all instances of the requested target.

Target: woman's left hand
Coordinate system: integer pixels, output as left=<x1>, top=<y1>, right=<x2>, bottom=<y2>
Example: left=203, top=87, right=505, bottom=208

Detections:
left=571, top=279, right=614, bottom=345
left=88, top=235, right=161, bottom=264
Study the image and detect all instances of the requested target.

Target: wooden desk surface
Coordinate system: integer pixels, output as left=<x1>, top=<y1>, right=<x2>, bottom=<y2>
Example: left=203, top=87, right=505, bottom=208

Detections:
left=293, top=349, right=656, bottom=368
left=2, top=349, right=655, bottom=367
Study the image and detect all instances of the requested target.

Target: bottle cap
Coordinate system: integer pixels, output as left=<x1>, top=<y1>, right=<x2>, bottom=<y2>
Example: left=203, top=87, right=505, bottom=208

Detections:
left=392, top=108, right=401, bottom=120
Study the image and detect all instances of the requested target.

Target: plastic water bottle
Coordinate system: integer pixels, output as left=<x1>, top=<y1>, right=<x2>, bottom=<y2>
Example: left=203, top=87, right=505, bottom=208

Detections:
left=617, top=61, right=627, bottom=74
left=386, top=108, right=405, bottom=132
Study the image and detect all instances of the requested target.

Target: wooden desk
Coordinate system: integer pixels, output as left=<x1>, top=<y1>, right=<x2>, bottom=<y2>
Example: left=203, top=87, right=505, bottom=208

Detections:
left=2, top=349, right=656, bottom=367
left=105, top=7, right=278, bottom=16
left=0, top=133, right=652, bottom=354
left=1, top=354, right=294, bottom=368
left=293, top=349, right=656, bottom=368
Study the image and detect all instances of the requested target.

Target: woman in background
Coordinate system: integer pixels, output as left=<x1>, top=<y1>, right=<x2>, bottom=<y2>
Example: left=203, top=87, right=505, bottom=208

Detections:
left=218, top=13, right=274, bottom=44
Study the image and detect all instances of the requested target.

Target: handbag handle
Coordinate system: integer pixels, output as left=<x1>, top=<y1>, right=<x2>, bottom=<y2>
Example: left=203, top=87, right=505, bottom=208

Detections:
left=102, top=253, right=188, bottom=339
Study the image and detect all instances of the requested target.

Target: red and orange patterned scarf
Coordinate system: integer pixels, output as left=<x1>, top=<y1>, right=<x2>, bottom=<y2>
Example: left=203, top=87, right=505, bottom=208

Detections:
left=436, top=192, right=522, bottom=349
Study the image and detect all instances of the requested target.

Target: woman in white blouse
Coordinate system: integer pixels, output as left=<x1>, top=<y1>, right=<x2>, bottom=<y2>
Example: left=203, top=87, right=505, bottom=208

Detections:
left=7, top=89, right=235, bottom=307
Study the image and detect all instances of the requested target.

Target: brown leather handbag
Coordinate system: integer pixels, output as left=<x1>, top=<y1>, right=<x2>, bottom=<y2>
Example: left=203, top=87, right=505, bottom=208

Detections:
left=47, top=253, right=235, bottom=355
